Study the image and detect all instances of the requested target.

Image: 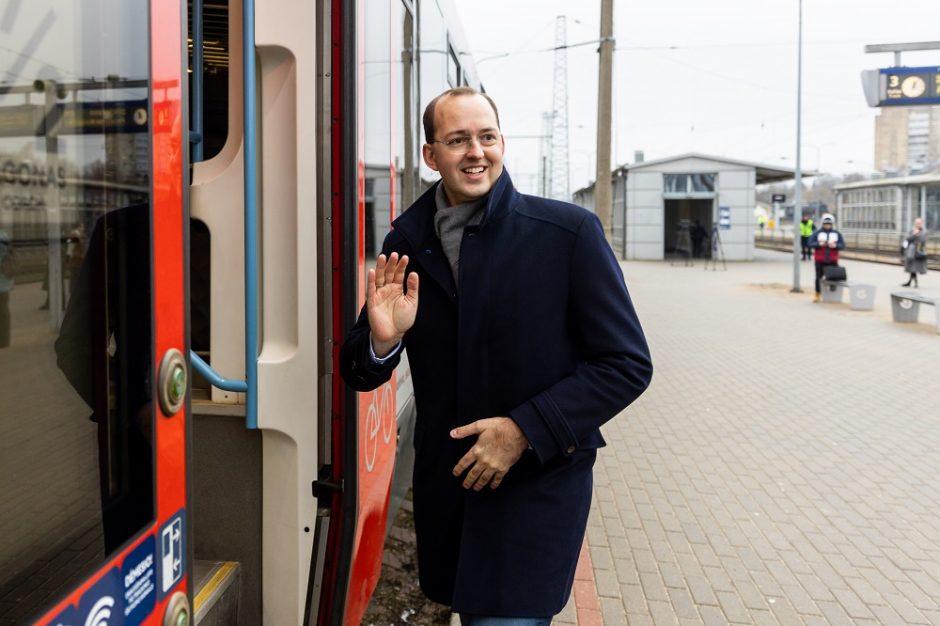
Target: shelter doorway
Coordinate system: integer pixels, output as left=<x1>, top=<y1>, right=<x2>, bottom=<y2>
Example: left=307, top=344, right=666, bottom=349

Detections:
left=665, top=198, right=713, bottom=258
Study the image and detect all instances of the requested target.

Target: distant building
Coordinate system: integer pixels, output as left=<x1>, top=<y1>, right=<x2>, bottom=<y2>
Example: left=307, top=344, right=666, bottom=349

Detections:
left=873, top=105, right=940, bottom=174
left=572, top=153, right=800, bottom=261
left=834, top=172, right=940, bottom=237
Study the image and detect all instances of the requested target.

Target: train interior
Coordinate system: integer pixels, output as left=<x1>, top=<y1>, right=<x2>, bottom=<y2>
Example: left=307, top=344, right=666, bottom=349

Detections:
left=184, top=1, right=262, bottom=624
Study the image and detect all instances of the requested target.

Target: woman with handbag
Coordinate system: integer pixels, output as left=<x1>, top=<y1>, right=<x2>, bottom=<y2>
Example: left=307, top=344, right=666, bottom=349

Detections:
left=808, top=214, right=845, bottom=303
left=902, top=217, right=928, bottom=288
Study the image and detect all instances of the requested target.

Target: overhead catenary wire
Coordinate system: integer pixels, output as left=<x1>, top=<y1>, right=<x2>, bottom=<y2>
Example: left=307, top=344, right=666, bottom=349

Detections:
left=461, top=37, right=890, bottom=65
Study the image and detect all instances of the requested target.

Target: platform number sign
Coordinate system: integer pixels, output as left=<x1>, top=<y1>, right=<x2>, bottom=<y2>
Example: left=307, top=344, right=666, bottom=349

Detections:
left=861, top=67, right=940, bottom=107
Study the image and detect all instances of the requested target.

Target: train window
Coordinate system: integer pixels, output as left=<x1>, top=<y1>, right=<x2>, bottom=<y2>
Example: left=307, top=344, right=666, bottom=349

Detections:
left=363, top=0, right=393, bottom=263
left=189, top=0, right=230, bottom=162
left=0, top=0, right=154, bottom=622
left=418, top=0, right=447, bottom=186
left=395, top=2, right=418, bottom=210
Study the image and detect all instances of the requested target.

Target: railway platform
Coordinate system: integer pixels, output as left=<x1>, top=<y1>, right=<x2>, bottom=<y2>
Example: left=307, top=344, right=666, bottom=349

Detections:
left=554, top=249, right=940, bottom=625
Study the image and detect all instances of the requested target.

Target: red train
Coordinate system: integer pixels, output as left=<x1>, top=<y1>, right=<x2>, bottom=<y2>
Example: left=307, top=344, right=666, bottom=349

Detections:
left=0, top=0, right=480, bottom=624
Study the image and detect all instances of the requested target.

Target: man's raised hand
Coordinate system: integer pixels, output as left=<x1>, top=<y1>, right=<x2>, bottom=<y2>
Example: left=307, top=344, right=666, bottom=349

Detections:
left=368, top=252, right=419, bottom=357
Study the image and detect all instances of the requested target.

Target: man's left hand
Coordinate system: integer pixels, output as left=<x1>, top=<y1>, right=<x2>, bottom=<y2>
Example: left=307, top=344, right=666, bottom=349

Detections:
left=450, top=417, right=529, bottom=491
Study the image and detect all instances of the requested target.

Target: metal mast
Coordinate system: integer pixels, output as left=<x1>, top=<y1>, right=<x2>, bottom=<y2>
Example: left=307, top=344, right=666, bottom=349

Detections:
left=549, top=15, right=570, bottom=201
left=595, top=0, right=615, bottom=238
left=538, top=111, right=554, bottom=197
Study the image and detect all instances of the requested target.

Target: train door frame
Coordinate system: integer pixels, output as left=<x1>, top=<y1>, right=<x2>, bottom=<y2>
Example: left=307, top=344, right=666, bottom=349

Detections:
left=307, top=0, right=408, bottom=624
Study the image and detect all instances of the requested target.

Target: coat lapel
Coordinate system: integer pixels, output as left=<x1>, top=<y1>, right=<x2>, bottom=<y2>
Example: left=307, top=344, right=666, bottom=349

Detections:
left=391, top=170, right=519, bottom=302
left=392, top=183, right=457, bottom=301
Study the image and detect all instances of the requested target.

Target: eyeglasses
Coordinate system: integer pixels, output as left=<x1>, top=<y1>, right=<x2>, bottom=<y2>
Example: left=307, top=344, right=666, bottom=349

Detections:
left=429, top=132, right=501, bottom=153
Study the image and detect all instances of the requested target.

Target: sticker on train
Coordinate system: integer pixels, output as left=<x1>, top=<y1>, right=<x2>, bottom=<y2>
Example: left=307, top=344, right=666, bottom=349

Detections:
left=77, top=567, right=121, bottom=626
left=158, top=510, right=186, bottom=598
left=121, top=535, right=156, bottom=626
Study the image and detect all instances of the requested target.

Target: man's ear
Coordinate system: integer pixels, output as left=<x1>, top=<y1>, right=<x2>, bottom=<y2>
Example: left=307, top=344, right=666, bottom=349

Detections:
left=422, top=144, right=439, bottom=171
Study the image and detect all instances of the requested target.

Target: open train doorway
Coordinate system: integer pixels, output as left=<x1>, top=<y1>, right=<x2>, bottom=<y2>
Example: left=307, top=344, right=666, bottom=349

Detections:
left=665, top=198, right=714, bottom=258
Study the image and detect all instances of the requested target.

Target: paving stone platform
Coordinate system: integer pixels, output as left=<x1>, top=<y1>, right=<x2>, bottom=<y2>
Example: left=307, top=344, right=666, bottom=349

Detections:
left=554, top=250, right=940, bottom=626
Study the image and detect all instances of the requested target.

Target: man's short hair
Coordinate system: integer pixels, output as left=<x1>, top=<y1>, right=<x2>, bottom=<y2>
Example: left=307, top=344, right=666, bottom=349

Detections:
left=423, top=87, right=500, bottom=143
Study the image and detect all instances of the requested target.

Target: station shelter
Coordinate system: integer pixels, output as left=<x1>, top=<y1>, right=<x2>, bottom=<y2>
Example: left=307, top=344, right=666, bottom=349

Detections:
left=572, top=153, right=799, bottom=261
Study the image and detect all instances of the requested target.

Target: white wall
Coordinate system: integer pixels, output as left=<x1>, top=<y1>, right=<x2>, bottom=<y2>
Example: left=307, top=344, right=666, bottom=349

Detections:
left=715, top=168, right=756, bottom=261
left=626, top=171, right=663, bottom=260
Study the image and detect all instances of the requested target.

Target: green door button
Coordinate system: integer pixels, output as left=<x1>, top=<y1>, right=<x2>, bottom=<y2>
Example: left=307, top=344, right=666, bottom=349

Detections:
left=170, top=364, right=186, bottom=403
left=158, top=349, right=187, bottom=417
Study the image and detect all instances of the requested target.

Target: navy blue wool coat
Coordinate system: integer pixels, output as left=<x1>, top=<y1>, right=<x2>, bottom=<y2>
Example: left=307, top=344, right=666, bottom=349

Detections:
left=340, top=170, right=652, bottom=617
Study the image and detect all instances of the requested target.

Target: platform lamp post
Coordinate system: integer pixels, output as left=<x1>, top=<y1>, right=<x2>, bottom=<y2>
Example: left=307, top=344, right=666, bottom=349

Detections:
left=791, top=0, right=804, bottom=293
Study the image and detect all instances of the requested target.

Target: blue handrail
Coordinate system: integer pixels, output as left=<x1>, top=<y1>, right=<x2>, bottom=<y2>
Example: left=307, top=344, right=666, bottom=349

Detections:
left=190, top=350, right=248, bottom=393
left=184, top=0, right=258, bottom=428
left=242, top=0, right=259, bottom=429
left=192, top=0, right=204, bottom=162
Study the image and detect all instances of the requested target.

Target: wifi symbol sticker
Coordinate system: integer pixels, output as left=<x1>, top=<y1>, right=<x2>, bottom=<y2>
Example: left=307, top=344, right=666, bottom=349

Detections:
left=84, top=596, right=115, bottom=626
left=77, top=569, right=123, bottom=626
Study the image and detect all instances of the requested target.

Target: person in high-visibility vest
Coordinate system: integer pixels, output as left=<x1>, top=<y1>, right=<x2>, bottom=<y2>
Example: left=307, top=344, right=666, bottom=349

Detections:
left=799, top=214, right=814, bottom=260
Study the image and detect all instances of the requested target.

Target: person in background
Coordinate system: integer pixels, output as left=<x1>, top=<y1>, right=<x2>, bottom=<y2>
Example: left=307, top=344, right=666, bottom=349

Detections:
left=690, top=219, right=708, bottom=258
left=901, top=217, right=928, bottom=288
left=808, top=213, right=844, bottom=303
left=65, top=222, right=87, bottom=299
left=799, top=214, right=814, bottom=260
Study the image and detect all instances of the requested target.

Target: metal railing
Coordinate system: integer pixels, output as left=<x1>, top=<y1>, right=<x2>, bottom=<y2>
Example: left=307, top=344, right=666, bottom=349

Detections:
left=755, top=229, right=940, bottom=270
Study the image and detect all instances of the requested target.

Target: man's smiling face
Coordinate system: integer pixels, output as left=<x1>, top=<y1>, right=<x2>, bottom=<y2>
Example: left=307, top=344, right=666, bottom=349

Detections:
left=422, top=93, right=505, bottom=206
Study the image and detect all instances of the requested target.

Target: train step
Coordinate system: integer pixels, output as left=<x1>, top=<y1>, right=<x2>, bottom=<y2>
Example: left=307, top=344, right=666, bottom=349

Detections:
left=193, top=560, right=241, bottom=625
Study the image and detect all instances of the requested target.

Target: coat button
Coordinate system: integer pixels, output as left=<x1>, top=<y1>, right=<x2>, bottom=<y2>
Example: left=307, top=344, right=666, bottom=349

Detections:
left=566, top=446, right=576, bottom=454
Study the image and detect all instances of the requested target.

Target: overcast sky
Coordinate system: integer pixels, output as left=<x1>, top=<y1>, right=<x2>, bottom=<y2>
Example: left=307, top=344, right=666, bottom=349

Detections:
left=453, top=0, right=940, bottom=195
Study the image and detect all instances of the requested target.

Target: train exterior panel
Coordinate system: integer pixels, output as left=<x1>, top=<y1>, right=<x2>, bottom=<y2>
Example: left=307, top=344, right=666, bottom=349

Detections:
left=0, top=0, right=480, bottom=624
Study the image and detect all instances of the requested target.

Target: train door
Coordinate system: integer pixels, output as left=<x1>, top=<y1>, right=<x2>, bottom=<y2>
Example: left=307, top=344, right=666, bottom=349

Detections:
left=0, top=0, right=191, bottom=624
left=308, top=1, right=418, bottom=624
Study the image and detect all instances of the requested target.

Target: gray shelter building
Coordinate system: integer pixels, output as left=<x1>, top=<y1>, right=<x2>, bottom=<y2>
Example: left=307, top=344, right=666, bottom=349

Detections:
left=572, top=153, right=798, bottom=261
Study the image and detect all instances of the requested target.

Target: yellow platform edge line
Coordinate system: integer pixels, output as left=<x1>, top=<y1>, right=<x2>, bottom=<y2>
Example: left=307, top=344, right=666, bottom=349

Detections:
left=194, top=561, right=239, bottom=612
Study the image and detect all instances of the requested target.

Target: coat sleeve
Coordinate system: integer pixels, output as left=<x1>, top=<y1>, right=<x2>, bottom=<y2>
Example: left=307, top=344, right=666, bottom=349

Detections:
left=808, top=230, right=820, bottom=248
left=509, top=213, right=653, bottom=463
left=339, top=237, right=404, bottom=392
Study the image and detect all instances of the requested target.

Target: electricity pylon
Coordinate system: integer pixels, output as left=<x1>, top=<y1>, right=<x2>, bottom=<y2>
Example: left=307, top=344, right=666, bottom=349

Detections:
left=549, top=15, right=570, bottom=201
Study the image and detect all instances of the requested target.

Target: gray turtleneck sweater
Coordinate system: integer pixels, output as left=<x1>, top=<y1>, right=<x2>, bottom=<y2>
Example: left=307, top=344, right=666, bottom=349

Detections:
left=433, top=183, right=486, bottom=286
